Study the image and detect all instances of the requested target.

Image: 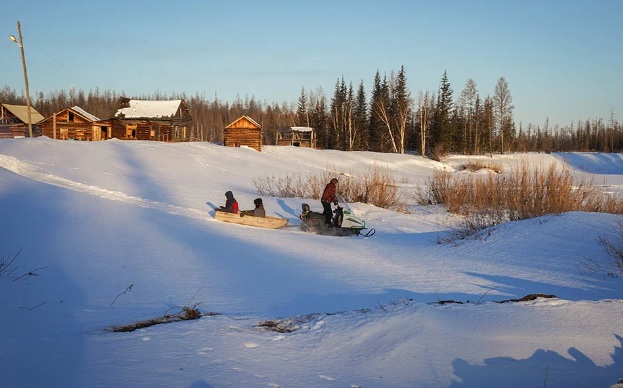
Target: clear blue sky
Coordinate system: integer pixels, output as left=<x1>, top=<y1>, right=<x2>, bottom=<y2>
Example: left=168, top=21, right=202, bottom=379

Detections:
left=2, top=0, right=621, bottom=127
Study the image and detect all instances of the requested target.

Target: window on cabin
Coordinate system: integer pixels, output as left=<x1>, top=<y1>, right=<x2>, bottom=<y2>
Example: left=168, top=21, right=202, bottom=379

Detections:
left=125, top=124, right=137, bottom=139
left=68, top=112, right=74, bottom=122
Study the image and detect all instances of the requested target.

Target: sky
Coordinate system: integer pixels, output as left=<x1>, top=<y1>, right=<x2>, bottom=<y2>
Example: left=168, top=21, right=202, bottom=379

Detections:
left=1, top=138, right=623, bottom=387
left=1, top=0, right=622, bottom=127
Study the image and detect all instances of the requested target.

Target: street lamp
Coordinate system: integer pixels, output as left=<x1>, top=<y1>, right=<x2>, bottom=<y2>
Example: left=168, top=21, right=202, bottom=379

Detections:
left=9, top=21, right=33, bottom=138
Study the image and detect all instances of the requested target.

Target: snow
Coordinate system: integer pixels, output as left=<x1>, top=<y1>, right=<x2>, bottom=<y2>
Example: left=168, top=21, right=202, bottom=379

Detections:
left=0, top=138, right=622, bottom=388
left=71, top=106, right=100, bottom=122
left=115, top=100, right=182, bottom=118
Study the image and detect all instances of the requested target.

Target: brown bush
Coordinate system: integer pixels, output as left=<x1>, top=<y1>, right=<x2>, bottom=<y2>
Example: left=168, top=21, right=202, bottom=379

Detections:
left=254, top=165, right=407, bottom=211
left=423, top=161, right=623, bottom=236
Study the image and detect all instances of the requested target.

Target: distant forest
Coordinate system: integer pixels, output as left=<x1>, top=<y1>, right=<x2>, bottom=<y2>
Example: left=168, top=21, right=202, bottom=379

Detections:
left=2, top=66, right=621, bottom=156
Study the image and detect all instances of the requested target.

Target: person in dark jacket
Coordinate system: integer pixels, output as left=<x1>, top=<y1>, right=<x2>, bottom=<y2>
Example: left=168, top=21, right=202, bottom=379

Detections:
left=241, top=198, right=266, bottom=217
left=321, top=178, right=338, bottom=226
left=220, top=191, right=239, bottom=213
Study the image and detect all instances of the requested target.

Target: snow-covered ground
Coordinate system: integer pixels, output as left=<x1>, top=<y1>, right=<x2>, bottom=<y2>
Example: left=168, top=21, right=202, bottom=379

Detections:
left=0, top=138, right=621, bottom=388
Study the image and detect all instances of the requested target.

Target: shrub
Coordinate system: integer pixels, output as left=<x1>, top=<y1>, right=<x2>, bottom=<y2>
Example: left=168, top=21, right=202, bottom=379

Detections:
left=254, top=164, right=407, bottom=211
left=423, top=160, right=623, bottom=239
left=0, top=248, right=21, bottom=277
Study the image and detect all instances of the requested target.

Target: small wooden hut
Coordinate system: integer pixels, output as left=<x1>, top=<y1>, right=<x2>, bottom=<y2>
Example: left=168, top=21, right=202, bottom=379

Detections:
left=0, top=103, right=44, bottom=138
left=39, top=106, right=110, bottom=141
left=108, top=98, right=192, bottom=142
left=223, top=115, right=262, bottom=151
left=276, top=126, right=316, bottom=148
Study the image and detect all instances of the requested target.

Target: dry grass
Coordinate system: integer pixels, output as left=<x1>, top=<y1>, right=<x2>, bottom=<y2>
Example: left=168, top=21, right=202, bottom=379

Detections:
left=254, top=165, right=408, bottom=211
left=459, top=161, right=504, bottom=174
left=423, top=161, right=623, bottom=218
left=420, top=161, right=623, bottom=239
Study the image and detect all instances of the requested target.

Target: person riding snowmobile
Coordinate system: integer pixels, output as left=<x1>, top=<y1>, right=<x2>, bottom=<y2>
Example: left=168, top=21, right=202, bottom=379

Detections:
left=321, top=178, right=338, bottom=226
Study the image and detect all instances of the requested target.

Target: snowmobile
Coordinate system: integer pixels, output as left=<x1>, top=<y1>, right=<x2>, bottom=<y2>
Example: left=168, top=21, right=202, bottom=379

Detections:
left=299, top=201, right=375, bottom=237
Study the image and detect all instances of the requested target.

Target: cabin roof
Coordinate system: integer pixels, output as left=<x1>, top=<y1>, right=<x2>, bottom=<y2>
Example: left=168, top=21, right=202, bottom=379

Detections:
left=115, top=99, right=183, bottom=119
left=70, top=106, right=100, bottom=122
left=279, top=126, right=314, bottom=133
left=1, top=103, right=45, bottom=124
left=225, top=115, right=261, bottom=129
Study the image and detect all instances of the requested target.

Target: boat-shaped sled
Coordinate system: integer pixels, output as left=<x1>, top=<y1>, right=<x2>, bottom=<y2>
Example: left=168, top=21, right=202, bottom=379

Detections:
left=214, top=210, right=288, bottom=229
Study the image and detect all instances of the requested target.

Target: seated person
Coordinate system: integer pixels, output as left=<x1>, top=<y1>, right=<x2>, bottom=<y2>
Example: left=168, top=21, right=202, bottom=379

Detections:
left=219, top=191, right=239, bottom=213
left=241, top=198, right=266, bottom=217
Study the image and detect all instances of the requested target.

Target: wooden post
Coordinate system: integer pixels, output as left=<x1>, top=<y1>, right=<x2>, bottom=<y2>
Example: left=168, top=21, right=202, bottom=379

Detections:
left=13, top=21, right=33, bottom=138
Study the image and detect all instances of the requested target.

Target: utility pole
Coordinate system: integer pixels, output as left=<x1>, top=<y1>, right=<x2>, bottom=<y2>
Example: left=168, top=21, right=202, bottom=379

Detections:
left=10, top=21, right=33, bottom=138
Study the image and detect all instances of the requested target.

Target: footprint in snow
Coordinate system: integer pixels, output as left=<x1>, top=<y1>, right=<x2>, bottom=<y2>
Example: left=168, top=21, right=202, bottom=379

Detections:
left=244, top=342, right=259, bottom=348
left=197, top=347, right=214, bottom=355
left=319, top=375, right=335, bottom=381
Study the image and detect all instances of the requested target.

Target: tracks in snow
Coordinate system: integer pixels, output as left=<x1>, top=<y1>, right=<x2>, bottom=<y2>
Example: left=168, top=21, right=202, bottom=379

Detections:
left=0, top=154, right=210, bottom=221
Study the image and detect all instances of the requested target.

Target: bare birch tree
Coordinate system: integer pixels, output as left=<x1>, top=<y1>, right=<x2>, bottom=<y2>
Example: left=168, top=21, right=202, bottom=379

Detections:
left=493, top=77, right=514, bottom=153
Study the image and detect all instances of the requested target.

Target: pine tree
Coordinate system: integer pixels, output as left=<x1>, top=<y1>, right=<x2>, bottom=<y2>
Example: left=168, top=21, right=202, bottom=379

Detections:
left=378, top=73, right=397, bottom=152
left=368, top=71, right=384, bottom=152
left=329, top=77, right=347, bottom=150
left=309, top=88, right=328, bottom=149
left=430, top=71, right=454, bottom=157
left=296, top=87, right=309, bottom=127
left=354, top=81, right=368, bottom=150
left=392, top=65, right=412, bottom=154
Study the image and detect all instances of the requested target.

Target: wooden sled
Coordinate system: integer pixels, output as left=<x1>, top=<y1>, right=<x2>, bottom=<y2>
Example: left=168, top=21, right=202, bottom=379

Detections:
left=214, top=210, right=288, bottom=229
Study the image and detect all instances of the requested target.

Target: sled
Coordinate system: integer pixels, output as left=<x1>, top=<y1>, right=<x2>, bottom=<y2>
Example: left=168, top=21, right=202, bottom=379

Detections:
left=214, top=210, right=288, bottom=229
left=299, top=203, right=375, bottom=237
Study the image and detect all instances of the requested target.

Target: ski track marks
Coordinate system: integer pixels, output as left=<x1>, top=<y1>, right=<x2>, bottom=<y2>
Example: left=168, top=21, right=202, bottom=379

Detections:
left=0, top=154, right=209, bottom=221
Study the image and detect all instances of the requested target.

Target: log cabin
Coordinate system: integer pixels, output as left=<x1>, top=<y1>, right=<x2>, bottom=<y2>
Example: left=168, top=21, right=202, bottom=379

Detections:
left=108, top=98, right=192, bottom=142
left=0, top=103, right=44, bottom=138
left=223, top=115, right=262, bottom=151
left=276, top=126, right=316, bottom=148
left=39, top=106, right=110, bottom=141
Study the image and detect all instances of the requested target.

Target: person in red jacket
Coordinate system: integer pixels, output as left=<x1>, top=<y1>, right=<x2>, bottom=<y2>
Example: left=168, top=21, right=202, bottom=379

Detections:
left=220, top=191, right=239, bottom=213
left=321, top=178, right=338, bottom=226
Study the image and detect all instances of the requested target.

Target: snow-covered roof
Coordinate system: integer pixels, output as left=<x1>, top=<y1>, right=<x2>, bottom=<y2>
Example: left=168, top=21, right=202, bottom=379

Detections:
left=277, top=126, right=314, bottom=133
left=290, top=126, right=314, bottom=132
left=115, top=100, right=182, bottom=119
left=71, top=106, right=100, bottom=122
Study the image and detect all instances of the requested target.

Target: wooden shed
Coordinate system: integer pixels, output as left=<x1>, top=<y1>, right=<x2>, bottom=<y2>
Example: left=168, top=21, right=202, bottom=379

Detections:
left=108, top=98, right=192, bottom=142
left=39, top=106, right=110, bottom=141
left=0, top=103, right=44, bottom=138
left=223, top=115, right=262, bottom=151
left=276, top=126, right=316, bottom=148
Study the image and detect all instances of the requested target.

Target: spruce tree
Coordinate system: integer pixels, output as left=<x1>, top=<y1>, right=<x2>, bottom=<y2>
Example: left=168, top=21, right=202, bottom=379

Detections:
left=368, top=71, right=384, bottom=152
left=296, top=87, right=309, bottom=127
left=392, top=65, right=412, bottom=154
left=354, top=81, right=368, bottom=150
left=430, top=71, right=454, bottom=157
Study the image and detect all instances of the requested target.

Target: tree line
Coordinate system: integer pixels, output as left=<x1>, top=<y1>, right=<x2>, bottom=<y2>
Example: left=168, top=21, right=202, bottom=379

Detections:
left=1, top=67, right=621, bottom=156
